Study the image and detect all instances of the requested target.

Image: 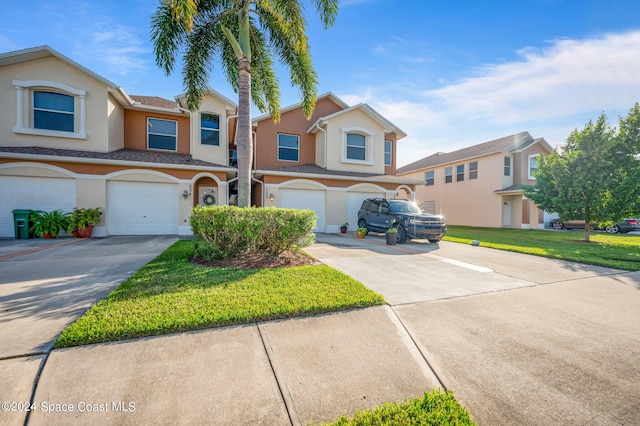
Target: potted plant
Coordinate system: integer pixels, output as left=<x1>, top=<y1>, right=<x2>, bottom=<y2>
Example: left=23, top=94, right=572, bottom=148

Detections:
left=30, top=210, right=70, bottom=238
left=357, top=227, right=367, bottom=238
left=67, top=207, right=102, bottom=238
left=340, top=222, right=349, bottom=234
left=386, top=226, right=398, bottom=245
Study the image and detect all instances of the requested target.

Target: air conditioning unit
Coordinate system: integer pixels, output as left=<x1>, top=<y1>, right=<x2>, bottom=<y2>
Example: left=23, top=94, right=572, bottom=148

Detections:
left=200, top=187, right=218, bottom=206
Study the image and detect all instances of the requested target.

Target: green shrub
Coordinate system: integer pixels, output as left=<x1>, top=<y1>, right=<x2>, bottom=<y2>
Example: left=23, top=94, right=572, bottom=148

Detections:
left=190, top=206, right=316, bottom=259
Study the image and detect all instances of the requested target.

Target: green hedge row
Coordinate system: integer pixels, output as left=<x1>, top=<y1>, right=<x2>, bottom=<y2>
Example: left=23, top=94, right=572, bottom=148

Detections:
left=190, top=206, right=316, bottom=259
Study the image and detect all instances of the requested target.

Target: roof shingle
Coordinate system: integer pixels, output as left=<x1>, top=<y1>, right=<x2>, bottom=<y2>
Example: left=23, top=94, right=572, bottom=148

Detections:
left=130, top=95, right=177, bottom=109
left=397, top=132, right=535, bottom=174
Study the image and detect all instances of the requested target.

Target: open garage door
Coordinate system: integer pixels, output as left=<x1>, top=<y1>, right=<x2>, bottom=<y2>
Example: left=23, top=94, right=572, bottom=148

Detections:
left=278, top=189, right=326, bottom=232
left=0, top=176, right=76, bottom=238
left=107, top=181, right=178, bottom=235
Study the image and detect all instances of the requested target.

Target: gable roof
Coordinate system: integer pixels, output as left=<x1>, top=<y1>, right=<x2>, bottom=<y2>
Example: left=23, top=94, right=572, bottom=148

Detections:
left=307, top=103, right=407, bottom=139
left=130, top=96, right=178, bottom=109
left=176, top=87, right=237, bottom=110
left=396, top=132, right=550, bottom=174
left=0, top=45, right=136, bottom=108
left=252, top=92, right=350, bottom=124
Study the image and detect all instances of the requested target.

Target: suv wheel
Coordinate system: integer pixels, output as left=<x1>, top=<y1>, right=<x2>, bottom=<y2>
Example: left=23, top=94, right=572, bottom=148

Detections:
left=396, top=226, right=407, bottom=244
left=357, top=219, right=369, bottom=235
left=552, top=221, right=564, bottom=230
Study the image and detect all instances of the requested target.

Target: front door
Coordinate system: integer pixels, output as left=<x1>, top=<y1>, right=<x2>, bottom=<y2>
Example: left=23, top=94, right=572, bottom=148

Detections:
left=502, top=200, right=511, bottom=226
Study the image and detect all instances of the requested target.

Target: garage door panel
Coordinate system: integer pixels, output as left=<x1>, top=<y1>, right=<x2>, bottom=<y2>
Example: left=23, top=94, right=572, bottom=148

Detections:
left=278, top=189, right=325, bottom=232
left=107, top=182, right=178, bottom=235
left=0, top=177, right=76, bottom=238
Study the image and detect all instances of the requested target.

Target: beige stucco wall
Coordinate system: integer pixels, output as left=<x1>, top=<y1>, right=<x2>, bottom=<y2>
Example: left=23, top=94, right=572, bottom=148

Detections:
left=191, top=94, right=232, bottom=166
left=403, top=153, right=505, bottom=227
left=107, top=94, right=124, bottom=151
left=0, top=56, right=113, bottom=152
left=324, top=109, right=386, bottom=175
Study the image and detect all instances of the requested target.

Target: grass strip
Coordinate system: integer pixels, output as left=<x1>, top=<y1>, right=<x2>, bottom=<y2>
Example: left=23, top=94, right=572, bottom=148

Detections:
left=321, top=390, right=475, bottom=425
left=443, top=226, right=640, bottom=271
left=55, top=240, right=384, bottom=347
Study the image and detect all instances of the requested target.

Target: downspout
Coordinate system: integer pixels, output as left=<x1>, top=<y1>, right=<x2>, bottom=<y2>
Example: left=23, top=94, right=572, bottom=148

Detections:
left=312, top=119, right=327, bottom=168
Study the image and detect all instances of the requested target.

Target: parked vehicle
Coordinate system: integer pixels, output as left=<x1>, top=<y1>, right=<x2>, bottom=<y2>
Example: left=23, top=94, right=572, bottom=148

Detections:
left=357, top=198, right=446, bottom=244
left=550, top=218, right=640, bottom=234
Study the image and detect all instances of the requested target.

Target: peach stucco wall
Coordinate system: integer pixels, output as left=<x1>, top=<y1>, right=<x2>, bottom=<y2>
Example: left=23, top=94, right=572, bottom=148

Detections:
left=254, top=97, right=343, bottom=169
left=124, top=110, right=190, bottom=154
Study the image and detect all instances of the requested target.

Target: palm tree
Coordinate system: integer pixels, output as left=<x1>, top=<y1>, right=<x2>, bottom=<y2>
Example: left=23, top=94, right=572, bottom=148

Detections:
left=152, top=0, right=339, bottom=207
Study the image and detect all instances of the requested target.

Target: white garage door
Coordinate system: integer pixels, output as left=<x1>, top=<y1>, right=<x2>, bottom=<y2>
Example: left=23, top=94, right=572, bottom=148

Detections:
left=107, top=181, right=178, bottom=235
left=278, top=189, right=326, bottom=232
left=0, top=176, right=76, bottom=238
left=347, top=192, right=384, bottom=231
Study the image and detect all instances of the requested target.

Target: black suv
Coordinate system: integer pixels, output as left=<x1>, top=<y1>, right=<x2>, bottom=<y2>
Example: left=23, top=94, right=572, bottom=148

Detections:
left=357, top=198, right=446, bottom=244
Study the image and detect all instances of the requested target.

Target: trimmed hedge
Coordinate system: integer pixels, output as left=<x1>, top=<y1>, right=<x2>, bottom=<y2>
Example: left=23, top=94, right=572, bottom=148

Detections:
left=190, top=206, right=316, bottom=259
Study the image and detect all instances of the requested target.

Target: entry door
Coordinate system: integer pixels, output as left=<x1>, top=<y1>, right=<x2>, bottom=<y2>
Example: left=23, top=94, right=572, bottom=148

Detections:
left=502, top=201, right=511, bottom=226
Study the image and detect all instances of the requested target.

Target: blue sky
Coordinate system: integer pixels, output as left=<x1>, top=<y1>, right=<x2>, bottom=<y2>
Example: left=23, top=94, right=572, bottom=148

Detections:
left=2, top=0, right=640, bottom=166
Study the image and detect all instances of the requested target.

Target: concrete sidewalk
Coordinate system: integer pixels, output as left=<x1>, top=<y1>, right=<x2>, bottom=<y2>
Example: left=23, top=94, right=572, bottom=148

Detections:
left=15, top=306, right=441, bottom=426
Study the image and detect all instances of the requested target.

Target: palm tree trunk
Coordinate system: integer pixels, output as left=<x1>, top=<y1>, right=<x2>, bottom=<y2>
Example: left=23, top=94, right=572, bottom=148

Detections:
left=236, top=56, right=253, bottom=208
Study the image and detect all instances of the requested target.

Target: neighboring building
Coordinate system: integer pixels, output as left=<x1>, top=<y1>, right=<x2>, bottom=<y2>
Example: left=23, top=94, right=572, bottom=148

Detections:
left=0, top=46, right=417, bottom=238
left=396, top=132, right=553, bottom=228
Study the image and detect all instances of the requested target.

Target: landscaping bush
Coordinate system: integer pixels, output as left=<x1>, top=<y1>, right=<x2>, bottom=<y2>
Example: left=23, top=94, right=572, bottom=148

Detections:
left=190, top=206, right=316, bottom=259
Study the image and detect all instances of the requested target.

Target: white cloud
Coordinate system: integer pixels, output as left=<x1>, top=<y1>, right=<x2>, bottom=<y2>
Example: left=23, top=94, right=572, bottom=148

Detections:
left=342, top=30, right=640, bottom=167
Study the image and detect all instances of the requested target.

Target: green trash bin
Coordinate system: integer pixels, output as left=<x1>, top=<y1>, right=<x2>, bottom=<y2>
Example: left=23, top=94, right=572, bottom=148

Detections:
left=12, top=209, right=32, bottom=239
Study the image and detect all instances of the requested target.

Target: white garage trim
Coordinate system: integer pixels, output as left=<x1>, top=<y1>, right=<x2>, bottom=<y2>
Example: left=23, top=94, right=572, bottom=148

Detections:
left=278, top=189, right=326, bottom=232
left=107, top=181, right=178, bottom=235
left=0, top=176, right=76, bottom=238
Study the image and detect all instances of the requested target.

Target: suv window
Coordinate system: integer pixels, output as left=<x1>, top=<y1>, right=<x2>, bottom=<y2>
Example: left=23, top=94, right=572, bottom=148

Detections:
left=389, top=200, right=422, bottom=214
left=380, top=201, right=390, bottom=213
left=361, top=199, right=380, bottom=212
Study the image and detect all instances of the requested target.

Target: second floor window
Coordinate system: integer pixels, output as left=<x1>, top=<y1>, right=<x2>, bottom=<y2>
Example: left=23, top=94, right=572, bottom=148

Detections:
left=148, top=117, right=177, bottom=151
left=504, top=157, right=511, bottom=176
left=200, top=113, right=220, bottom=146
left=33, top=91, right=74, bottom=132
left=456, top=164, right=465, bottom=182
left=528, top=154, right=539, bottom=179
left=445, top=167, right=453, bottom=183
left=469, top=161, right=478, bottom=180
left=384, top=140, right=392, bottom=166
left=425, top=170, right=435, bottom=186
left=346, top=133, right=366, bottom=161
left=278, top=133, right=299, bottom=162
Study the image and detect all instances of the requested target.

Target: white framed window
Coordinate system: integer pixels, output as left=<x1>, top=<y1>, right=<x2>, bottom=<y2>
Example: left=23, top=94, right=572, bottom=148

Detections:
left=277, top=133, right=299, bottom=162
left=504, top=157, right=511, bottom=176
left=469, top=161, right=478, bottom=180
left=200, top=113, right=220, bottom=146
left=147, top=117, right=177, bottom=151
left=425, top=170, right=435, bottom=186
left=384, top=140, right=392, bottom=166
left=456, top=164, right=465, bottom=182
left=445, top=167, right=453, bottom=184
left=341, top=127, right=374, bottom=165
left=528, top=154, right=539, bottom=179
left=33, top=91, right=74, bottom=132
left=12, top=80, right=86, bottom=139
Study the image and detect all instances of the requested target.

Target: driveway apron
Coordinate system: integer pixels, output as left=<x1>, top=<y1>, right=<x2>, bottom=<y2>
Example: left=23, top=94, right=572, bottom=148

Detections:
left=309, top=233, right=640, bottom=425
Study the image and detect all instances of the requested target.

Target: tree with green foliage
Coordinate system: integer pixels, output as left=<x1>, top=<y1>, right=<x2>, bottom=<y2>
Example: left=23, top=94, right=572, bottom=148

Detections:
left=152, top=0, right=339, bottom=208
left=525, top=104, right=640, bottom=242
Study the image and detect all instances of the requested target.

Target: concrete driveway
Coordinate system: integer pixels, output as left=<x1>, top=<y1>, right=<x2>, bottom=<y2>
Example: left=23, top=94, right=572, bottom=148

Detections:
left=307, top=233, right=640, bottom=425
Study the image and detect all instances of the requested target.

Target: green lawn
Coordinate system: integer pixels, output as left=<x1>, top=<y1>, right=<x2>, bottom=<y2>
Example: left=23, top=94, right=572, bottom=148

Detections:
left=322, top=390, right=475, bottom=426
left=55, top=240, right=384, bottom=348
left=443, top=225, right=640, bottom=271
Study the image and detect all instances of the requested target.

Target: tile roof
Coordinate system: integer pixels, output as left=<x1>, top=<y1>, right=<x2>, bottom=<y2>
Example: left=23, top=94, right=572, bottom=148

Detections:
left=258, top=164, right=415, bottom=182
left=0, top=146, right=226, bottom=168
left=397, top=132, right=535, bottom=174
left=130, top=95, right=178, bottom=109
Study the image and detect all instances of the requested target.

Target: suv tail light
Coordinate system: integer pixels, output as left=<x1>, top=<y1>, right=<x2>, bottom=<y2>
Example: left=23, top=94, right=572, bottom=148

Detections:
left=627, top=219, right=638, bottom=225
